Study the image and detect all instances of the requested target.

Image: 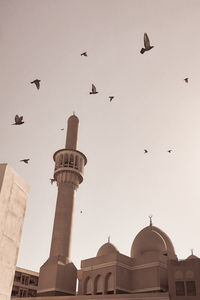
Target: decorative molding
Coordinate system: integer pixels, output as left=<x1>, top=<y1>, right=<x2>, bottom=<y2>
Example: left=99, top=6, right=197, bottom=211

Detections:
left=81, top=261, right=167, bottom=272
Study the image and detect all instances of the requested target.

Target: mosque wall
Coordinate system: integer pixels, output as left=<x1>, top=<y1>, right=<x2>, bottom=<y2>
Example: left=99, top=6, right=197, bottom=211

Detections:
left=115, top=265, right=132, bottom=293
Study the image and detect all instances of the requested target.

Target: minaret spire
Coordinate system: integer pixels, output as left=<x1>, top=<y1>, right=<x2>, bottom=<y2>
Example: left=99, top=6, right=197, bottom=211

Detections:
left=65, top=114, right=79, bottom=150
left=37, top=114, right=87, bottom=297
left=149, top=215, right=153, bottom=227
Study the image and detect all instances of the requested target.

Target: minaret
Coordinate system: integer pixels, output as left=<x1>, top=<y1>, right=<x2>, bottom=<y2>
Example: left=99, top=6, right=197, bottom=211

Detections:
left=37, top=114, right=87, bottom=297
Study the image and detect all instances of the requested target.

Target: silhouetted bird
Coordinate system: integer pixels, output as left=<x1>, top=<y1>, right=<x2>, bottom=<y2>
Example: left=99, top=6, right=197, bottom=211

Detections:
left=90, top=84, right=98, bottom=94
left=12, top=115, right=24, bottom=125
left=144, top=149, right=148, bottom=153
left=60, top=128, right=64, bottom=131
left=31, top=79, right=41, bottom=90
left=109, top=96, right=114, bottom=102
left=184, top=78, right=189, bottom=83
left=140, top=33, right=154, bottom=54
left=20, top=159, right=30, bottom=164
left=168, top=150, right=172, bottom=153
left=50, top=178, right=55, bottom=184
left=80, top=210, right=83, bottom=214
left=81, top=52, right=87, bottom=57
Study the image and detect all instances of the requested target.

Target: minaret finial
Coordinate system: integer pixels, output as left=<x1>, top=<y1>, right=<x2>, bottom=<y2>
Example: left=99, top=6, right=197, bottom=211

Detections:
left=73, top=111, right=75, bottom=116
left=191, top=248, right=194, bottom=255
left=108, top=235, right=110, bottom=243
left=149, top=215, right=153, bottom=226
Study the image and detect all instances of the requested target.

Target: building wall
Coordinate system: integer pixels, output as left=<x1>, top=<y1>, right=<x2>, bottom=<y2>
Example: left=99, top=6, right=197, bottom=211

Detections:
left=11, top=267, right=39, bottom=298
left=168, top=258, right=200, bottom=299
left=115, top=265, right=132, bottom=293
left=0, top=164, right=29, bottom=300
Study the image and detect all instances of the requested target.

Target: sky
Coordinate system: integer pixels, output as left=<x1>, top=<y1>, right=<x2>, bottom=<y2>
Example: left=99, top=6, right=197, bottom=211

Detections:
left=1, top=0, right=200, bottom=272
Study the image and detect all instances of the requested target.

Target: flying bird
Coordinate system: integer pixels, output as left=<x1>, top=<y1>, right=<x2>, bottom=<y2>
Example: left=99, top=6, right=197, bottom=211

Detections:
left=184, top=78, right=189, bottom=83
left=80, top=210, right=83, bottom=214
left=90, top=84, right=98, bottom=94
left=144, top=149, right=148, bottom=153
left=20, top=159, right=30, bottom=164
left=140, top=33, right=154, bottom=54
left=50, top=178, right=55, bottom=184
left=109, top=96, right=114, bottom=102
left=167, top=150, right=172, bottom=153
left=60, top=128, right=64, bottom=131
left=31, top=79, right=41, bottom=90
left=81, top=52, right=87, bottom=57
left=12, top=115, right=24, bottom=125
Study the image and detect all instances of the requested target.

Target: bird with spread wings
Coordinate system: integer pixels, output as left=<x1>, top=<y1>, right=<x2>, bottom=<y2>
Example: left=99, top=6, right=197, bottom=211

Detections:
left=12, top=115, right=24, bottom=125
left=140, top=33, right=154, bottom=54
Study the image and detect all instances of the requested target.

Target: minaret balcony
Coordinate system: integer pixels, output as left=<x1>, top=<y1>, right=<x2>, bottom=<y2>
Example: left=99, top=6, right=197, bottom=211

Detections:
left=53, top=149, right=87, bottom=184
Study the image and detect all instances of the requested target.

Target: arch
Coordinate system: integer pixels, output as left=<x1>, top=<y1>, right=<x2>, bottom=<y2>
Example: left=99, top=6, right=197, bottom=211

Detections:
left=69, top=154, right=74, bottom=168
left=75, top=155, right=79, bottom=169
left=174, top=270, right=183, bottom=280
left=64, top=153, right=69, bottom=167
left=94, top=275, right=103, bottom=295
left=58, top=154, right=63, bottom=167
left=84, top=277, right=93, bottom=295
left=105, top=272, right=114, bottom=294
left=185, top=270, right=194, bottom=279
left=79, top=157, right=83, bottom=171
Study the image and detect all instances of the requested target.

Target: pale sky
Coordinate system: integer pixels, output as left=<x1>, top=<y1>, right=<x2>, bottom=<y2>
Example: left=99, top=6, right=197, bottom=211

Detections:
left=1, top=0, right=200, bottom=272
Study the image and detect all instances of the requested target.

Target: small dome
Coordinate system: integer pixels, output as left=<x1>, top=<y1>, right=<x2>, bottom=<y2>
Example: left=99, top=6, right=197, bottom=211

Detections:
left=187, top=254, right=199, bottom=260
left=131, top=225, right=176, bottom=259
left=97, top=242, right=119, bottom=257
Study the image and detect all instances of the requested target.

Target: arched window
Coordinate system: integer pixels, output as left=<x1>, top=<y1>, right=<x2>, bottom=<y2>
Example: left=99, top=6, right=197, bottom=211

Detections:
left=105, top=273, right=114, bottom=294
left=75, top=155, right=79, bottom=169
left=64, top=154, right=68, bottom=167
left=84, top=277, right=93, bottom=295
left=59, top=154, right=63, bottom=167
left=186, top=281, right=196, bottom=296
left=94, top=275, right=103, bottom=295
left=69, top=154, right=74, bottom=168
left=79, top=158, right=83, bottom=171
left=175, top=281, right=185, bottom=296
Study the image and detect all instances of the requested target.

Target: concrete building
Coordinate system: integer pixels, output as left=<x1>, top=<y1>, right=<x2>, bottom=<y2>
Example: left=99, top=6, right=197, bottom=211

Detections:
left=11, top=267, right=39, bottom=297
left=11, top=115, right=200, bottom=299
left=0, top=164, right=29, bottom=300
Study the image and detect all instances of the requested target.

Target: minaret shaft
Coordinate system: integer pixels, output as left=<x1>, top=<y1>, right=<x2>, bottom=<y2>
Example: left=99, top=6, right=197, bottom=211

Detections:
left=50, top=182, right=75, bottom=259
left=37, top=114, right=86, bottom=297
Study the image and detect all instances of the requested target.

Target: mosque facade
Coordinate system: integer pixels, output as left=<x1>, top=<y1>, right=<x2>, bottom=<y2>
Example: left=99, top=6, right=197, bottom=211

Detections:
left=12, top=115, right=200, bottom=300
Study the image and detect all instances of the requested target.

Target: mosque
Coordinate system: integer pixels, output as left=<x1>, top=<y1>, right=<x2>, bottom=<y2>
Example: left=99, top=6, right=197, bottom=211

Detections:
left=14, top=115, right=200, bottom=300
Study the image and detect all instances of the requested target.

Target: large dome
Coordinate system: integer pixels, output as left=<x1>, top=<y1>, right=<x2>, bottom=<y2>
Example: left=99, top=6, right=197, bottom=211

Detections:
left=131, top=225, right=176, bottom=259
left=97, top=242, right=119, bottom=257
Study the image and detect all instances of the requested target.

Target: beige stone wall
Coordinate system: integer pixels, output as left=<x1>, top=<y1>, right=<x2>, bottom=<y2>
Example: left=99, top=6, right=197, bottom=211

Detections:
left=0, top=164, right=29, bottom=300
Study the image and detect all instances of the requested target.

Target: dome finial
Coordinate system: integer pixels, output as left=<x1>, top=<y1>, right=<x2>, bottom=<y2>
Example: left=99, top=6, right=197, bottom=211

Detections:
left=149, top=214, right=153, bottom=227
left=191, top=248, right=194, bottom=255
left=73, top=111, right=75, bottom=116
left=108, top=235, right=110, bottom=243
